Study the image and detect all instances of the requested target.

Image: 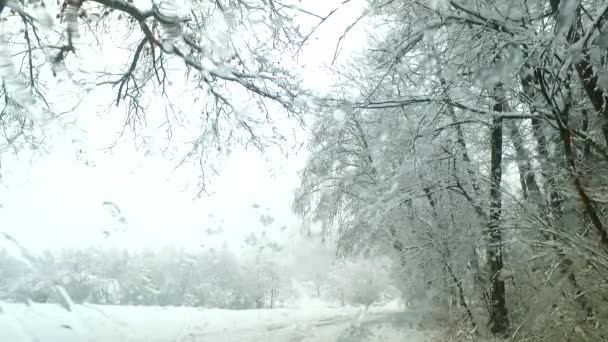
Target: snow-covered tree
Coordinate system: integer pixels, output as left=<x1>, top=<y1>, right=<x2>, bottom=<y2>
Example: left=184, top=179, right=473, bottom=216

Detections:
left=294, top=0, right=608, bottom=339
left=0, top=0, right=320, bottom=193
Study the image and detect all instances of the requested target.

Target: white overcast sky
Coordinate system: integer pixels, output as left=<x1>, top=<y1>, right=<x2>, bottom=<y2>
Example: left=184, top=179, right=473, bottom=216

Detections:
left=0, top=0, right=368, bottom=252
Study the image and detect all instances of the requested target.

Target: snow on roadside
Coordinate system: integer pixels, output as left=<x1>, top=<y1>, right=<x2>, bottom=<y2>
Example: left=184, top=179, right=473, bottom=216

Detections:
left=0, top=301, right=423, bottom=342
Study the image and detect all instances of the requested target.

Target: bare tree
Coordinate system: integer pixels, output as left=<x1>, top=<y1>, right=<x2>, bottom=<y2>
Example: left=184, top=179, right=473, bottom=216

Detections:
left=1, top=0, right=318, bottom=192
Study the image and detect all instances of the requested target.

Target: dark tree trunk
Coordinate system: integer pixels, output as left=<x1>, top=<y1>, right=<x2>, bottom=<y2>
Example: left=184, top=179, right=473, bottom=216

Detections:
left=486, top=92, right=509, bottom=336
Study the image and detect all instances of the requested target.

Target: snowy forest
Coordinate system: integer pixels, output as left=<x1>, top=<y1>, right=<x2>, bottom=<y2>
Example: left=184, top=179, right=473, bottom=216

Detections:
left=0, top=243, right=394, bottom=310
left=2, top=0, right=608, bottom=341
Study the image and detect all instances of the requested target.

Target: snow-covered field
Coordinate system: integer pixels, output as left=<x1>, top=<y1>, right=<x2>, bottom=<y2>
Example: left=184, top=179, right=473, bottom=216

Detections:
left=0, top=302, right=436, bottom=341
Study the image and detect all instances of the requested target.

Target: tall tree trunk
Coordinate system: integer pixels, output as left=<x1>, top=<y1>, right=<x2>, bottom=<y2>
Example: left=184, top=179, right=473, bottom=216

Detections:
left=486, top=89, right=509, bottom=335
left=507, top=121, right=542, bottom=204
left=520, top=65, right=564, bottom=219
left=531, top=116, right=563, bottom=217
left=270, top=286, right=275, bottom=309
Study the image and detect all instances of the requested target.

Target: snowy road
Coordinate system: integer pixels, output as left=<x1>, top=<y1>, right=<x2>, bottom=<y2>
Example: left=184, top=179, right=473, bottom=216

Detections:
left=178, top=311, right=434, bottom=342
left=0, top=303, right=435, bottom=341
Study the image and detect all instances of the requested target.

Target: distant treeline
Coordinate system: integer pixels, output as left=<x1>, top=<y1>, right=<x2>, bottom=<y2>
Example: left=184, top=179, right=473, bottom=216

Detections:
left=0, top=244, right=395, bottom=309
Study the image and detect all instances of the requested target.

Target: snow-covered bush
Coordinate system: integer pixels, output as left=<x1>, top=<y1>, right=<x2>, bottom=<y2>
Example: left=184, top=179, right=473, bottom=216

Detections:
left=329, top=256, right=392, bottom=309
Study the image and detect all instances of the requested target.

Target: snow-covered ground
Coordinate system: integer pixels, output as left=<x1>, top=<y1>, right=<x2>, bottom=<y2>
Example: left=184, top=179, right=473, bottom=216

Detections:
left=0, top=301, right=436, bottom=341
